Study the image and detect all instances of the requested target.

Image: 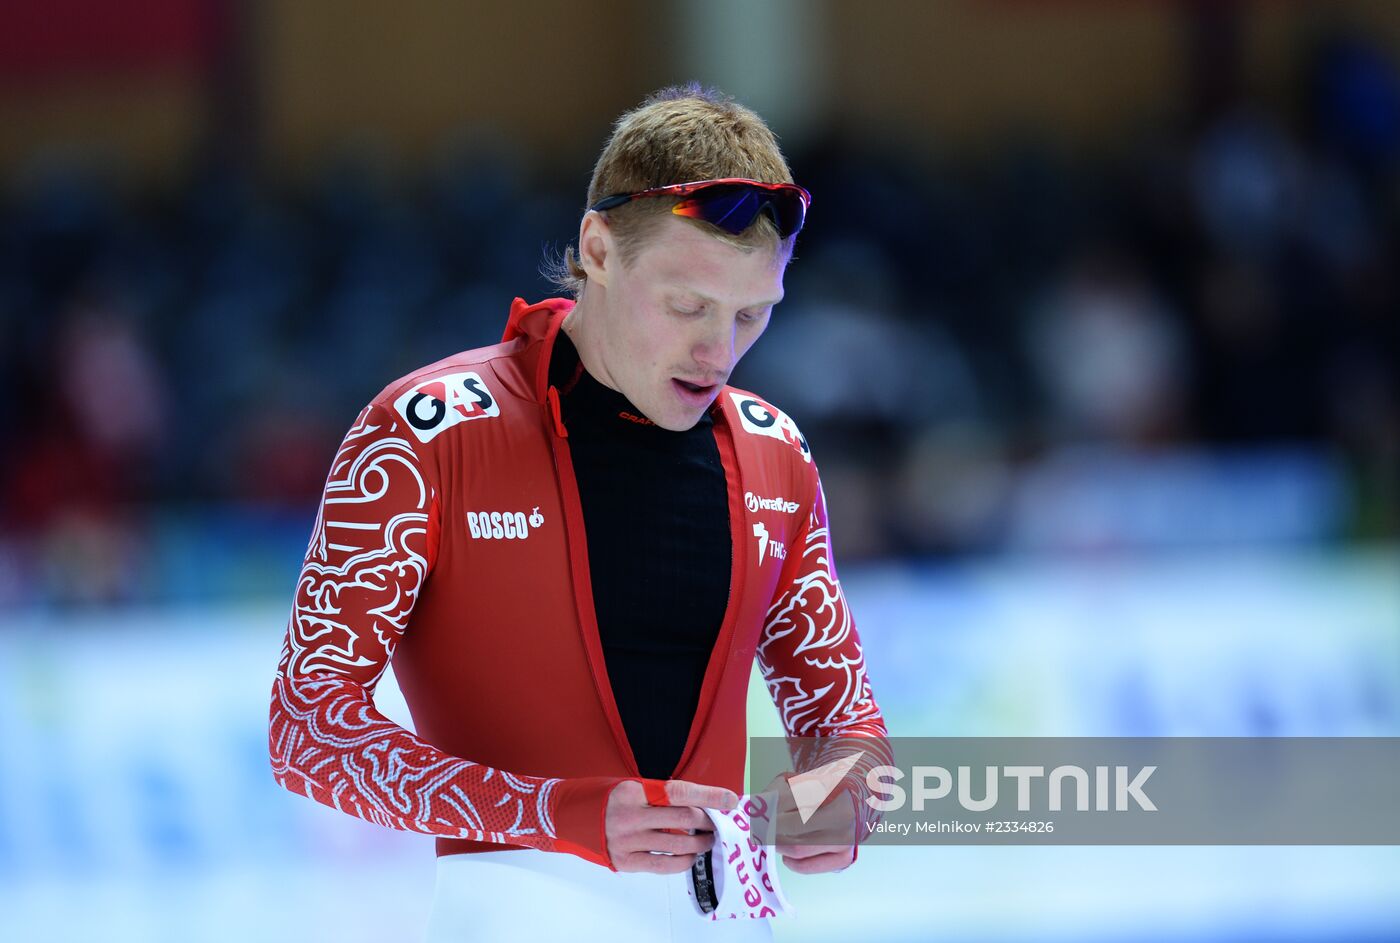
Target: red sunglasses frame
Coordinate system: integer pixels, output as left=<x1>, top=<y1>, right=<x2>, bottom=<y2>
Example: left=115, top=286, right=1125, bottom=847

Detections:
left=588, top=177, right=812, bottom=237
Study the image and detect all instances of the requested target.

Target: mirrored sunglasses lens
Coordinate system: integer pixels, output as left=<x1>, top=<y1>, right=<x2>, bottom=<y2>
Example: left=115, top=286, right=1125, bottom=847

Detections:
left=676, top=186, right=805, bottom=237
left=772, top=191, right=805, bottom=237
left=699, top=188, right=762, bottom=234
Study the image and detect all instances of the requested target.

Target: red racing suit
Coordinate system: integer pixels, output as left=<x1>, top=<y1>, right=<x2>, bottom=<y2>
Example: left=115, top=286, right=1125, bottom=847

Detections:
left=267, top=296, right=891, bottom=869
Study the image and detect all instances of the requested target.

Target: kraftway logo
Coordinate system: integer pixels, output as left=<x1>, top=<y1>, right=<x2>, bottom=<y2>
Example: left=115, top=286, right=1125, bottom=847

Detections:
left=745, top=491, right=800, bottom=515
left=467, top=507, right=545, bottom=540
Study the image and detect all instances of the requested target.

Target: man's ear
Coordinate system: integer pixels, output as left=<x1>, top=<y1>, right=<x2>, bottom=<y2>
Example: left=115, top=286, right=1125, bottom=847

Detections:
left=577, top=211, right=614, bottom=289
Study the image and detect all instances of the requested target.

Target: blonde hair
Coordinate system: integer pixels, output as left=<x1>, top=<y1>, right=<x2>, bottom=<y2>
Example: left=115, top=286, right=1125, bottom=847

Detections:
left=545, top=83, right=796, bottom=298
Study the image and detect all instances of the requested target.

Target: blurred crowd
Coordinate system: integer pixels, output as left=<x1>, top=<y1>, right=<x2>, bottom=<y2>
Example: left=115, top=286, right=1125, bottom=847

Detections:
left=1, top=36, right=1397, bottom=604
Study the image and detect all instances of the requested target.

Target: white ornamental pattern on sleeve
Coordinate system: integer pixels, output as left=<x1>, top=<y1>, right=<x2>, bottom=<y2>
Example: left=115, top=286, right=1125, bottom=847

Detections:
left=756, top=477, right=892, bottom=839
left=291, top=406, right=429, bottom=677
left=268, top=402, right=565, bottom=846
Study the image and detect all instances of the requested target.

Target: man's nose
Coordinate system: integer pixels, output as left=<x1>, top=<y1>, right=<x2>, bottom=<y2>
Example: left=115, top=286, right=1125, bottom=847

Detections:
left=693, top=318, right=736, bottom=374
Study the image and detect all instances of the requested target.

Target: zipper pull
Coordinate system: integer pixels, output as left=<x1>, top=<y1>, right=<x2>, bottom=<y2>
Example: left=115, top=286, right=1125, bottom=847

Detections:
left=547, top=385, right=568, bottom=438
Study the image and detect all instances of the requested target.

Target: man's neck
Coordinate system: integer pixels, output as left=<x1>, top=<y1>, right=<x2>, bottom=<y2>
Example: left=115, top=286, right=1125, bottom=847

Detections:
left=559, top=287, right=621, bottom=394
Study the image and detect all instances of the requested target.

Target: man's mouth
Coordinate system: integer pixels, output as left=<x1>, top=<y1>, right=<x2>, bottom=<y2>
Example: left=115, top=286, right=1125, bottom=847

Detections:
left=672, top=377, right=720, bottom=403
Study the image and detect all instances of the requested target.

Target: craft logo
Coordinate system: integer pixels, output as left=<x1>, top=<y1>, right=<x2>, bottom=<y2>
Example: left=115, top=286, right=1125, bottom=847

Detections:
left=745, top=491, right=801, bottom=514
left=394, top=372, right=500, bottom=443
left=467, top=507, right=544, bottom=540
left=728, top=394, right=811, bottom=463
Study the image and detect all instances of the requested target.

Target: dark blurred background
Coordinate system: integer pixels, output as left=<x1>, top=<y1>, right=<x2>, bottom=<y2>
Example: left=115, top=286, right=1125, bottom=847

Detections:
left=1, top=3, right=1398, bottom=941
left=1, top=0, right=1395, bottom=605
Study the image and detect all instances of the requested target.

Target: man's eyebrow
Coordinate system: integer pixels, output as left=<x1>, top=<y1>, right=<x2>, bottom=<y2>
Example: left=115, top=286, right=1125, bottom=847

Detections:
left=680, top=288, right=785, bottom=309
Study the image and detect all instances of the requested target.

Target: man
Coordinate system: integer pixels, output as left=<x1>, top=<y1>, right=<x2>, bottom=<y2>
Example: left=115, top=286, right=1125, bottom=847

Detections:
left=267, top=85, right=889, bottom=941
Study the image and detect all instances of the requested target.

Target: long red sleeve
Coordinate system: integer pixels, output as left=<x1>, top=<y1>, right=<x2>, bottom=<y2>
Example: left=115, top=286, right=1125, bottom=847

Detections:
left=267, top=402, right=624, bottom=866
left=756, top=470, right=893, bottom=853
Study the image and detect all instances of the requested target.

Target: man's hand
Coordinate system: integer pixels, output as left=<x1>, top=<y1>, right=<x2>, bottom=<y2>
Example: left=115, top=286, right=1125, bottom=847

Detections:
left=605, top=779, right=738, bottom=874
left=760, top=773, right=858, bottom=875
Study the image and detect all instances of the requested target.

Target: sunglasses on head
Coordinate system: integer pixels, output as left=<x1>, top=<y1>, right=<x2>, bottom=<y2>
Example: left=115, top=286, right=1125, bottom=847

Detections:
left=588, top=177, right=811, bottom=239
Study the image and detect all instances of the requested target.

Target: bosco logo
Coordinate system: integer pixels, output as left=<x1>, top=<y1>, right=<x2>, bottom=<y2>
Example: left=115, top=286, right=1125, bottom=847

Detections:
left=393, top=372, right=500, bottom=443
left=467, top=507, right=544, bottom=541
left=728, top=393, right=811, bottom=463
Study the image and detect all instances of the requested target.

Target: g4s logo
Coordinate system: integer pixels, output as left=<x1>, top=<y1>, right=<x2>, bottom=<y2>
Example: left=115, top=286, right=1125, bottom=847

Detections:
left=729, top=394, right=811, bottom=463
left=394, top=372, right=500, bottom=442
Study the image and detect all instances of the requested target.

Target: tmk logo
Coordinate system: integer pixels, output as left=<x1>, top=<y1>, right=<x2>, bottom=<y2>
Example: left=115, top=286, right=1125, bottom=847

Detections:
left=752, top=522, right=787, bottom=563
left=467, top=508, right=544, bottom=540
left=729, top=393, right=811, bottom=463
left=394, top=372, right=500, bottom=443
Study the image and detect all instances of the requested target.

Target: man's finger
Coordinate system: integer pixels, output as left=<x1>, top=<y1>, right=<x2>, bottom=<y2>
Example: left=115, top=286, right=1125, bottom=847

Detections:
left=616, top=851, right=697, bottom=875
left=781, top=849, right=854, bottom=875
left=645, top=806, right=715, bottom=832
left=776, top=842, right=847, bottom=859
left=664, top=779, right=739, bottom=810
left=646, top=828, right=715, bottom=856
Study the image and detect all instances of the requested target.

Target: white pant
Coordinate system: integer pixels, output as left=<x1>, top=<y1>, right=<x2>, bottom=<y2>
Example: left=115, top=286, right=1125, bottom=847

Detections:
left=422, top=849, right=777, bottom=943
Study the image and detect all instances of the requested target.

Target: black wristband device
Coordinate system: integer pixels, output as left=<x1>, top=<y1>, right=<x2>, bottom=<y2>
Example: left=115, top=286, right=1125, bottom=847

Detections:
left=690, top=850, right=719, bottom=914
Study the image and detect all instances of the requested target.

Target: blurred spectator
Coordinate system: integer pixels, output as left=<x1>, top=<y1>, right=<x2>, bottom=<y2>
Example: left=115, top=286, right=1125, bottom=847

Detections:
left=1191, top=107, right=1304, bottom=260
left=1023, top=245, right=1189, bottom=445
left=4, top=292, right=167, bottom=533
left=1308, top=32, right=1400, bottom=175
left=2, top=289, right=168, bottom=604
left=1191, top=255, right=1317, bottom=441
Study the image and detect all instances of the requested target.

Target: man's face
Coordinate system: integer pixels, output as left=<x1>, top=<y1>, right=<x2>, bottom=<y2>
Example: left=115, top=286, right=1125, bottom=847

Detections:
left=583, top=215, right=786, bottom=431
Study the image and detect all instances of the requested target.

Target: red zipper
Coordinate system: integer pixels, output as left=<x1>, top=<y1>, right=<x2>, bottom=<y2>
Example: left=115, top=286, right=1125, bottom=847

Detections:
left=546, top=385, right=567, bottom=438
